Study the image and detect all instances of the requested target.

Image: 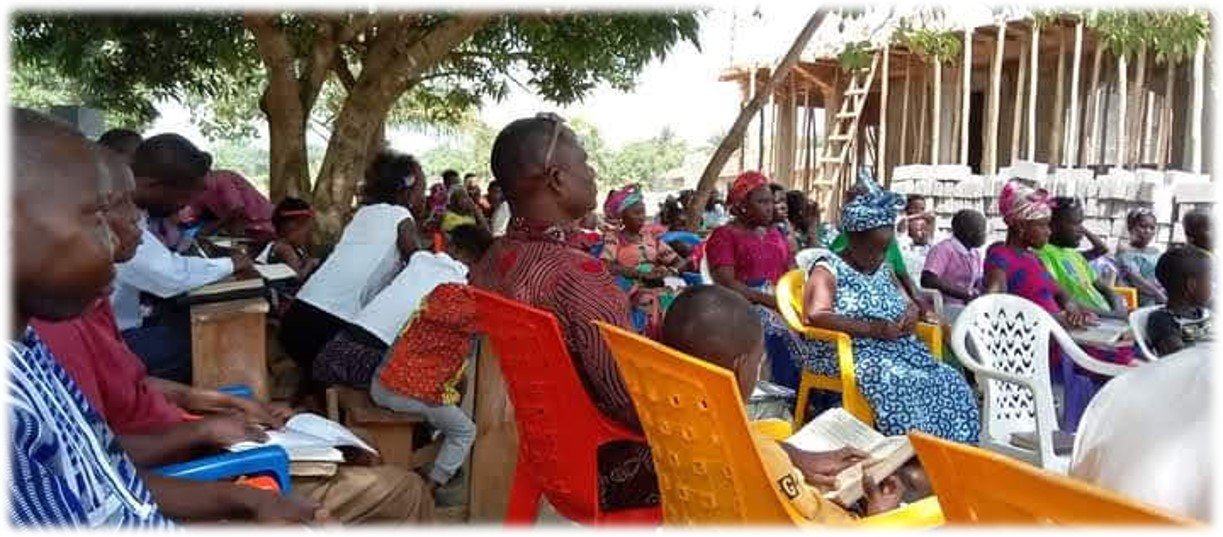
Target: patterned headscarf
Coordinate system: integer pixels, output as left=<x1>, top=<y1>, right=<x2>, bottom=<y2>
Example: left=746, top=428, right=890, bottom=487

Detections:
left=839, top=169, right=904, bottom=233
left=728, top=171, right=770, bottom=208
left=603, top=184, right=644, bottom=218
left=998, top=179, right=1053, bottom=226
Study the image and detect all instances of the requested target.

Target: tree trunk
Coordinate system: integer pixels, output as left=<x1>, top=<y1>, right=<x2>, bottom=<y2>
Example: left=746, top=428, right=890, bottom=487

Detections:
left=900, top=56, right=911, bottom=166
left=247, top=15, right=312, bottom=201
left=1068, top=20, right=1084, bottom=166
left=1159, top=60, right=1176, bottom=170
left=1012, top=39, right=1028, bottom=165
left=1050, top=30, right=1067, bottom=166
left=309, top=15, right=490, bottom=242
left=987, top=24, right=1006, bottom=175
left=1085, top=42, right=1105, bottom=166
left=1129, top=46, right=1147, bottom=166
left=688, top=9, right=830, bottom=227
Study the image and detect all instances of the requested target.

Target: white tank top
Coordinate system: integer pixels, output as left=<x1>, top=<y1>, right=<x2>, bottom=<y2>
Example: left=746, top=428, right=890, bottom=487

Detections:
left=352, top=251, right=470, bottom=345
left=297, top=203, right=412, bottom=322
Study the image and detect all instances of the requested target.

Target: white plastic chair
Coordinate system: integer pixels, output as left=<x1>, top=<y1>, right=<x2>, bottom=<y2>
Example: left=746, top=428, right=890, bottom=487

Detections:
left=950, top=294, right=1136, bottom=475
left=700, top=255, right=713, bottom=284
left=1128, top=306, right=1161, bottom=361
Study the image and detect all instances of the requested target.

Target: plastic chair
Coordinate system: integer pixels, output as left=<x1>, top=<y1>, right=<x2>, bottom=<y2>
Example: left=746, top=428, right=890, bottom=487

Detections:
left=909, top=431, right=1194, bottom=525
left=595, top=322, right=943, bottom=527
left=658, top=231, right=701, bottom=248
left=156, top=445, right=292, bottom=493
left=1112, top=286, right=1138, bottom=312
left=949, top=294, right=1136, bottom=474
left=1128, top=305, right=1161, bottom=361
left=471, top=287, right=661, bottom=526
left=775, top=269, right=944, bottom=428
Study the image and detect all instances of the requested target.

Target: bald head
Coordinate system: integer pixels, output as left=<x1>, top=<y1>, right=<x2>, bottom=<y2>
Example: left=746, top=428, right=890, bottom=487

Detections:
left=491, top=115, right=566, bottom=201
left=489, top=114, right=597, bottom=223
left=661, top=285, right=763, bottom=371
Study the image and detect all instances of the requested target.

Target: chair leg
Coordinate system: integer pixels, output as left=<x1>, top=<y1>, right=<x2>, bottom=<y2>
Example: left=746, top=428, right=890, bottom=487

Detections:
left=504, top=462, right=541, bottom=525
left=793, top=383, right=811, bottom=429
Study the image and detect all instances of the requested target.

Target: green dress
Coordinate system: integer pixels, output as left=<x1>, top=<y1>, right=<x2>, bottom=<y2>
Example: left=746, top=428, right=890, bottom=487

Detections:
left=1036, top=244, right=1111, bottom=312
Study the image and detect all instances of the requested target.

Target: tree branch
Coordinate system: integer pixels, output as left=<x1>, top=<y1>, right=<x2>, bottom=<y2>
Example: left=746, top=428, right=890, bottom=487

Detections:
left=332, top=53, right=357, bottom=92
left=299, top=16, right=340, bottom=113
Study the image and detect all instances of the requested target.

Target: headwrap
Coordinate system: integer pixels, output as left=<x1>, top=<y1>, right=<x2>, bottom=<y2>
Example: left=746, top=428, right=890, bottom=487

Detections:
left=839, top=169, right=904, bottom=233
left=728, top=171, right=770, bottom=207
left=998, top=179, right=1053, bottom=226
left=603, top=184, right=644, bottom=218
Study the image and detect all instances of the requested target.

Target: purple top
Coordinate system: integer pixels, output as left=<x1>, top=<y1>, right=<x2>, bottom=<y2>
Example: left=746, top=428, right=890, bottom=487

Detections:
left=923, top=237, right=983, bottom=306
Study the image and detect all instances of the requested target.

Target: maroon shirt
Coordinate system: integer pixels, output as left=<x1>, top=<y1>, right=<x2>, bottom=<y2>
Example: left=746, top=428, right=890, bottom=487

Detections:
left=32, top=300, right=185, bottom=435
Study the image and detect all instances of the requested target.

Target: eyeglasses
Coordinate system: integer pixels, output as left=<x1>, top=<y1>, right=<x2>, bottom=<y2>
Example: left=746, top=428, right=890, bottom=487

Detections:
left=536, top=112, right=566, bottom=170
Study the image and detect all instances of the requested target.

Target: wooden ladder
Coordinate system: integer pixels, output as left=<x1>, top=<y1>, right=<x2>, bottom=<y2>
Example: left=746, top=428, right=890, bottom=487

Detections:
left=812, top=50, right=882, bottom=215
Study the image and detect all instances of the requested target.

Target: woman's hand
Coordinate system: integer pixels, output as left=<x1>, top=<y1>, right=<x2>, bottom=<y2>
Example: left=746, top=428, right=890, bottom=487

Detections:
left=246, top=491, right=329, bottom=525
left=1060, top=304, right=1098, bottom=329
left=869, top=320, right=906, bottom=340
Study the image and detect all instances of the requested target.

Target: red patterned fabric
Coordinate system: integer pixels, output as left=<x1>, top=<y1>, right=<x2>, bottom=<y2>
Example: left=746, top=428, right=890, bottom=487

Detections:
left=377, top=284, right=477, bottom=405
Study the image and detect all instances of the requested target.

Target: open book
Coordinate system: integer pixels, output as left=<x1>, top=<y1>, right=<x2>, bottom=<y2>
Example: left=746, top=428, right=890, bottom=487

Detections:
left=1070, top=318, right=1133, bottom=347
left=229, top=413, right=378, bottom=464
left=783, top=408, right=914, bottom=506
left=254, top=263, right=298, bottom=282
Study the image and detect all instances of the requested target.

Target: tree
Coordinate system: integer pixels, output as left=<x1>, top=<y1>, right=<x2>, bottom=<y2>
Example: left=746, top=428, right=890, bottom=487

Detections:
left=12, top=11, right=700, bottom=241
left=599, top=128, right=687, bottom=188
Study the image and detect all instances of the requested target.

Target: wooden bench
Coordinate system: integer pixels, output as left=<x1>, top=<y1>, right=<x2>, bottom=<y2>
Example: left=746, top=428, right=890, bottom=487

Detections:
left=191, top=297, right=270, bottom=401
left=325, top=385, right=438, bottom=470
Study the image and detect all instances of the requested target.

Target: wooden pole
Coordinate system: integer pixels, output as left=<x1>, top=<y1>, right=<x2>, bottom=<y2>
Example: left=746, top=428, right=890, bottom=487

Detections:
left=689, top=9, right=830, bottom=226
left=932, top=60, right=942, bottom=165
left=918, top=69, right=929, bottom=164
left=960, top=29, right=973, bottom=165
left=1130, top=46, right=1147, bottom=166
left=1027, top=23, right=1040, bottom=161
left=1158, top=60, right=1175, bottom=170
left=1068, top=20, right=1084, bottom=166
left=1118, top=53, right=1128, bottom=168
left=949, top=62, right=961, bottom=164
left=742, top=65, right=755, bottom=172
left=1143, top=89, right=1156, bottom=164
left=880, top=45, right=890, bottom=182
left=1191, top=38, right=1205, bottom=173
left=900, top=56, right=912, bottom=166
left=1012, top=39, right=1029, bottom=166
left=1051, top=29, right=1067, bottom=166
left=758, top=66, right=770, bottom=171
left=1086, top=42, right=1106, bottom=166
left=987, top=22, right=1006, bottom=175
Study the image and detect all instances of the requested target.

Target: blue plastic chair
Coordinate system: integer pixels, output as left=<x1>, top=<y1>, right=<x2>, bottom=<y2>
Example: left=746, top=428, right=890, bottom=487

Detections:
left=658, top=231, right=701, bottom=247
left=156, top=445, right=292, bottom=492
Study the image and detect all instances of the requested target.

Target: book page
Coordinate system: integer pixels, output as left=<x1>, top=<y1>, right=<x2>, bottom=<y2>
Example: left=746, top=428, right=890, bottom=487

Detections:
left=254, top=263, right=298, bottom=281
left=284, top=413, right=378, bottom=455
left=783, top=408, right=886, bottom=453
left=1071, top=318, right=1132, bottom=347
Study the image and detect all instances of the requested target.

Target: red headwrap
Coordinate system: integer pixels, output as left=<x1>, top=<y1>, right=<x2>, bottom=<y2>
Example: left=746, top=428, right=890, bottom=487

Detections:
left=728, top=171, right=770, bottom=207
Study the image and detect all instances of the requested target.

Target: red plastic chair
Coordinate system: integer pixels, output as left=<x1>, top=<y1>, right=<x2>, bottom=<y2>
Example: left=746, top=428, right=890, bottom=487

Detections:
left=471, top=287, right=661, bottom=525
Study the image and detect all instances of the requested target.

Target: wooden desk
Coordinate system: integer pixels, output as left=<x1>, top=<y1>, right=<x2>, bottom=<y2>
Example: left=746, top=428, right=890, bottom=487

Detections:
left=467, top=336, right=519, bottom=522
left=190, top=298, right=270, bottom=401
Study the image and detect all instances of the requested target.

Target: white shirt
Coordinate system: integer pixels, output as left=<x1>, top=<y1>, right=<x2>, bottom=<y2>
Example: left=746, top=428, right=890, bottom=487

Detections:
left=111, top=212, right=234, bottom=331
left=1070, top=345, right=1212, bottom=522
left=352, top=251, right=469, bottom=345
left=491, top=201, right=511, bottom=237
left=296, top=203, right=412, bottom=322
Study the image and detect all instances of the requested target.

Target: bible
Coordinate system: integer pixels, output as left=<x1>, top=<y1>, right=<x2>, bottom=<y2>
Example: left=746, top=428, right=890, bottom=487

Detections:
left=783, top=408, right=915, bottom=506
left=229, top=413, right=378, bottom=464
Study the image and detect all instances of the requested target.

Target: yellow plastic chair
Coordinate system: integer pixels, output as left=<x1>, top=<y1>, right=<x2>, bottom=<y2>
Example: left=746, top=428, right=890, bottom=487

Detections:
left=1113, top=286, right=1138, bottom=312
left=909, top=431, right=1195, bottom=525
left=775, top=269, right=943, bottom=428
left=595, top=321, right=943, bottom=527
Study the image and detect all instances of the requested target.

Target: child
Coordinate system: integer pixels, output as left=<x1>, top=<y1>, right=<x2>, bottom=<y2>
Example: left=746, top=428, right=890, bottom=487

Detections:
left=659, top=285, right=909, bottom=522
left=1116, top=208, right=1167, bottom=306
left=1037, top=197, right=1127, bottom=318
left=1184, top=208, right=1212, bottom=253
left=901, top=214, right=934, bottom=286
left=441, top=186, right=488, bottom=233
left=257, top=197, right=319, bottom=278
left=922, top=209, right=986, bottom=307
left=896, top=194, right=928, bottom=237
left=1147, top=245, right=1213, bottom=357
left=312, top=224, right=493, bottom=390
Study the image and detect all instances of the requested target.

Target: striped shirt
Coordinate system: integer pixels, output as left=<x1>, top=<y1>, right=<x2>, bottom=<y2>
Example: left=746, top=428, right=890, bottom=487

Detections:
left=8, top=328, right=170, bottom=528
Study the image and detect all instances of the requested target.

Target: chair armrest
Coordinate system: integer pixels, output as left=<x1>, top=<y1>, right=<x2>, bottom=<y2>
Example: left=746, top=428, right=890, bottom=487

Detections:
left=915, top=322, right=944, bottom=360
left=795, top=327, right=873, bottom=426
left=750, top=419, right=793, bottom=441
left=155, top=445, right=291, bottom=493
left=859, top=496, right=945, bottom=528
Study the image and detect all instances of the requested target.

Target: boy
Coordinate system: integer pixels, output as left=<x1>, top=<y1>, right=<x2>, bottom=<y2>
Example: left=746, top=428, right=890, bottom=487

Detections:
left=1037, top=197, right=1126, bottom=318
left=901, top=214, right=935, bottom=285
left=922, top=209, right=986, bottom=307
left=896, top=194, right=930, bottom=237
left=1184, top=208, right=1212, bottom=253
left=660, top=286, right=906, bottom=522
left=1146, top=245, right=1213, bottom=356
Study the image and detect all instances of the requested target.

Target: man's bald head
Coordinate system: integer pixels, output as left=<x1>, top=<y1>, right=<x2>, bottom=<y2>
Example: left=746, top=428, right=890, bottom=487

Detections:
left=491, top=116, right=561, bottom=201
left=661, top=285, right=764, bottom=370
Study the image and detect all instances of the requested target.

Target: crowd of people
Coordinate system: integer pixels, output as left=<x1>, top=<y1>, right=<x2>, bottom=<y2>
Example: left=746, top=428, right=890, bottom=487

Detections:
left=9, top=106, right=1214, bottom=527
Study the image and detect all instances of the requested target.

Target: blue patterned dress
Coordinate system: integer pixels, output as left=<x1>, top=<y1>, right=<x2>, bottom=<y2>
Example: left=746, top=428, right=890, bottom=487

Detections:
left=803, top=254, right=981, bottom=443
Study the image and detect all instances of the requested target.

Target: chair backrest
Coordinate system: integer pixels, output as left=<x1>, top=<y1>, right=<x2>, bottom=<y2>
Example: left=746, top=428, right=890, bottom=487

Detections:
left=909, top=431, right=1194, bottom=525
left=472, top=287, right=631, bottom=520
left=949, top=294, right=1060, bottom=464
left=596, top=322, right=801, bottom=525
left=699, top=254, right=713, bottom=284
left=1113, top=286, right=1139, bottom=312
left=775, top=270, right=808, bottom=333
left=1129, top=305, right=1161, bottom=361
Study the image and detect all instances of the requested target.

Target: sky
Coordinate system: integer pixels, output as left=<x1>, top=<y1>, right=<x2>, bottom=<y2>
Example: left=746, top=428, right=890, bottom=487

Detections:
left=147, top=5, right=821, bottom=155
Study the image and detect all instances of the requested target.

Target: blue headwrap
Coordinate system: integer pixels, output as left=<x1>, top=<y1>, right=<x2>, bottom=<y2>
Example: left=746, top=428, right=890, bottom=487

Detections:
left=839, top=169, right=904, bottom=233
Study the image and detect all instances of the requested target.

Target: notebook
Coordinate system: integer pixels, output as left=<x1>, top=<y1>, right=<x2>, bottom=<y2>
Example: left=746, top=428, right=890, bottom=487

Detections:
left=254, top=263, right=298, bottom=282
left=783, top=408, right=915, bottom=506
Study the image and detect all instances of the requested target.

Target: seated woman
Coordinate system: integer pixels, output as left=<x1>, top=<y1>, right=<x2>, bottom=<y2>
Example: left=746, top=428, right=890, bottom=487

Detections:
left=600, top=184, right=687, bottom=336
left=983, top=180, right=1122, bottom=431
left=278, top=149, right=425, bottom=406
left=1116, top=208, right=1167, bottom=307
left=1037, top=197, right=1127, bottom=319
left=802, top=177, right=980, bottom=444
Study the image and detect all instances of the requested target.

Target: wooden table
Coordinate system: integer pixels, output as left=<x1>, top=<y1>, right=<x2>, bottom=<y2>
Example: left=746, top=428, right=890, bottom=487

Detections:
left=467, top=336, right=519, bottom=522
left=190, top=297, right=271, bottom=401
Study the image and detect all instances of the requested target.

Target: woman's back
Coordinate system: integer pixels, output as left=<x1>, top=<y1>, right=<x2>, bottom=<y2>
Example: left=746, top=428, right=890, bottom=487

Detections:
left=297, top=203, right=412, bottom=321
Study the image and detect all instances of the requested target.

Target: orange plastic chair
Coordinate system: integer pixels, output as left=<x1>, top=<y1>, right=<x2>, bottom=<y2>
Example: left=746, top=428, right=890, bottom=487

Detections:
left=471, top=287, right=661, bottom=525
left=775, top=269, right=943, bottom=427
left=909, top=431, right=1195, bottom=525
left=1112, top=286, right=1139, bottom=312
left=596, top=321, right=943, bottom=527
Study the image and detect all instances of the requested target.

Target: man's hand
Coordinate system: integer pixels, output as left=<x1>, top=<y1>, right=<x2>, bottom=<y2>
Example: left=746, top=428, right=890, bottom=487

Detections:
left=782, top=445, right=869, bottom=488
left=247, top=491, right=328, bottom=525
left=863, top=474, right=905, bottom=516
left=183, top=388, right=288, bottom=429
left=196, top=414, right=268, bottom=448
left=230, top=250, right=255, bottom=275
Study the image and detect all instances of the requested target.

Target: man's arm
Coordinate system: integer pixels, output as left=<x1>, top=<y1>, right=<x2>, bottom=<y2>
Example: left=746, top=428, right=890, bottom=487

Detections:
left=1081, top=227, right=1110, bottom=261
left=115, top=227, right=234, bottom=298
left=922, top=270, right=975, bottom=302
left=117, top=415, right=267, bottom=468
left=139, top=472, right=323, bottom=524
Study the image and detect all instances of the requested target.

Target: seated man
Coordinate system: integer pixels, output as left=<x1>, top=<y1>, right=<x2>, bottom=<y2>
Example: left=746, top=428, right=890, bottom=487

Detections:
left=182, top=169, right=277, bottom=245
left=659, top=285, right=908, bottom=521
left=114, top=134, right=254, bottom=383
left=34, top=140, right=435, bottom=524
left=1145, top=245, right=1213, bottom=357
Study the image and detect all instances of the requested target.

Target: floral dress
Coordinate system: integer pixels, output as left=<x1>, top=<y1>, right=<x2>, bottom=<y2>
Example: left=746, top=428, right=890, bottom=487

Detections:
left=805, top=254, right=981, bottom=443
left=600, top=229, right=680, bottom=338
